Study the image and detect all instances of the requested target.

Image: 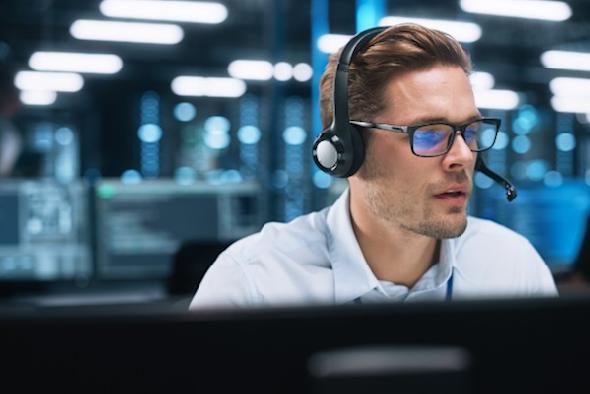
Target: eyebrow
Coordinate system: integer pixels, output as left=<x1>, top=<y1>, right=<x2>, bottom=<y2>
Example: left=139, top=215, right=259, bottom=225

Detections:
left=407, top=114, right=483, bottom=125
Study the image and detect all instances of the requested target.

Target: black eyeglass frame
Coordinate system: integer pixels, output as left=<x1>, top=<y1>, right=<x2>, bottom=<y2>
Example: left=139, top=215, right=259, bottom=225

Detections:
left=349, top=117, right=501, bottom=158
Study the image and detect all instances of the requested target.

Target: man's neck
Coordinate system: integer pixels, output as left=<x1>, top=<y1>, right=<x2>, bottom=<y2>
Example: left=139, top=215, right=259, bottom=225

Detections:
left=349, top=197, right=439, bottom=289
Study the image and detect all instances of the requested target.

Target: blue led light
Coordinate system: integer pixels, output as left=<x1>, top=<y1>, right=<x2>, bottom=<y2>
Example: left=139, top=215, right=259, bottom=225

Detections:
left=513, top=118, right=531, bottom=135
left=33, top=123, right=54, bottom=151
left=204, top=116, right=230, bottom=134
left=55, top=127, right=74, bottom=145
left=204, top=132, right=230, bottom=149
left=237, top=125, right=261, bottom=144
left=480, top=129, right=497, bottom=148
left=544, top=171, right=563, bottom=187
left=138, top=124, right=162, bottom=143
left=174, top=102, right=197, bottom=122
left=526, top=160, right=549, bottom=181
left=219, top=169, right=243, bottom=183
left=512, top=105, right=539, bottom=135
left=511, top=135, right=531, bottom=154
left=121, top=169, right=142, bottom=184
left=492, top=131, right=509, bottom=150
left=174, top=166, right=196, bottom=185
left=313, top=171, right=332, bottom=189
left=282, top=126, right=307, bottom=145
left=556, top=133, right=576, bottom=152
left=140, top=92, right=159, bottom=124
left=474, top=172, right=494, bottom=189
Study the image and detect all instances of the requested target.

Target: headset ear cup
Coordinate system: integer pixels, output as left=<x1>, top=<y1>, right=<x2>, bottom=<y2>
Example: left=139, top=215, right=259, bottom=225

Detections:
left=313, top=131, right=339, bottom=174
left=346, top=124, right=366, bottom=177
left=312, top=125, right=366, bottom=178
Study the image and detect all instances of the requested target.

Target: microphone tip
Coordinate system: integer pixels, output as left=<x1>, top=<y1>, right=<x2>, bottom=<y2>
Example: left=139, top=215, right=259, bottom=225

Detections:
left=506, top=187, right=517, bottom=202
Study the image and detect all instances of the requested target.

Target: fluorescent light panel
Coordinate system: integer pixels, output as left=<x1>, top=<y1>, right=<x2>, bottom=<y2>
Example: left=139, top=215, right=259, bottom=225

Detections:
left=551, top=96, right=590, bottom=113
left=380, top=17, right=482, bottom=43
left=541, top=50, right=590, bottom=72
left=474, top=89, right=519, bottom=110
left=171, top=76, right=246, bottom=97
left=317, top=34, right=352, bottom=54
left=70, top=19, right=183, bottom=44
left=15, top=71, right=84, bottom=92
left=228, top=60, right=273, bottom=81
left=19, top=90, right=57, bottom=106
left=460, top=0, right=571, bottom=22
left=100, top=0, right=227, bottom=24
left=550, top=77, right=590, bottom=97
left=29, top=52, right=123, bottom=74
left=228, top=61, right=312, bottom=82
left=470, top=71, right=495, bottom=90
left=99, top=0, right=227, bottom=24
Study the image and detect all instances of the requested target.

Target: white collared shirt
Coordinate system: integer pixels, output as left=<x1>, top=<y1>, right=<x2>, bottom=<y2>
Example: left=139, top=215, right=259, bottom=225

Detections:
left=190, top=190, right=557, bottom=309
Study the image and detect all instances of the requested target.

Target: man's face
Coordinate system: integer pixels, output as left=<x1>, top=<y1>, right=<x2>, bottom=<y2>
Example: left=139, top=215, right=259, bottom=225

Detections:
left=350, top=65, right=479, bottom=239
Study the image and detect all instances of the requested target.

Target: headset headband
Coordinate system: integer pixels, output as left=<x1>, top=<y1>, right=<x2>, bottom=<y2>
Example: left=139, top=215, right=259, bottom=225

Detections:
left=312, top=26, right=387, bottom=178
left=331, top=27, right=386, bottom=141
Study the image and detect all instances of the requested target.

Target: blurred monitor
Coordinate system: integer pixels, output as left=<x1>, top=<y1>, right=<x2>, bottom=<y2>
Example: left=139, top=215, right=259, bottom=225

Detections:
left=477, top=180, right=590, bottom=272
left=94, top=179, right=262, bottom=280
left=0, top=180, right=90, bottom=282
left=0, top=296, right=588, bottom=394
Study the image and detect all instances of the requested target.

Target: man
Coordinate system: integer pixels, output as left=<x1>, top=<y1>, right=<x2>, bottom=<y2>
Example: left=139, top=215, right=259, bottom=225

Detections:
left=190, top=23, right=557, bottom=309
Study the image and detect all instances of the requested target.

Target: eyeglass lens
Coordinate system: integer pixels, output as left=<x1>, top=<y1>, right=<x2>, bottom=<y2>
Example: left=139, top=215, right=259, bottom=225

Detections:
left=412, top=120, right=498, bottom=156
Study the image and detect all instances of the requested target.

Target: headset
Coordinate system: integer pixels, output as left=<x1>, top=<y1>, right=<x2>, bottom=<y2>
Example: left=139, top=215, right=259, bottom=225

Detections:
left=311, top=26, right=517, bottom=202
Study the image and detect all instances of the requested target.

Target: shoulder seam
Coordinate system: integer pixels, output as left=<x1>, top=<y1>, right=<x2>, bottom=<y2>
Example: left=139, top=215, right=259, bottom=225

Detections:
left=222, top=249, right=262, bottom=303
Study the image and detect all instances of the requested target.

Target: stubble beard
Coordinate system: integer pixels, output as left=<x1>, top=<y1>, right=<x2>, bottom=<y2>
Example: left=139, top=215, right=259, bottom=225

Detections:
left=360, top=158, right=469, bottom=240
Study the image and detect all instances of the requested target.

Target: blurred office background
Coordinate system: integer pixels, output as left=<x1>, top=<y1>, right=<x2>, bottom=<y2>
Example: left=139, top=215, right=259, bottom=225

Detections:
left=0, top=0, right=590, bottom=304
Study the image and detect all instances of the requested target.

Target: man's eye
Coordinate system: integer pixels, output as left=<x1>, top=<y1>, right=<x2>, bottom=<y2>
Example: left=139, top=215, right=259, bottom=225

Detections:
left=415, top=130, right=447, bottom=144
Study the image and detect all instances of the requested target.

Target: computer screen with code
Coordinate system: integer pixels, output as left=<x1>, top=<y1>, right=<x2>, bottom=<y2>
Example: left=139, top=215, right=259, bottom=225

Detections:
left=0, top=180, right=90, bottom=282
left=94, top=180, right=262, bottom=279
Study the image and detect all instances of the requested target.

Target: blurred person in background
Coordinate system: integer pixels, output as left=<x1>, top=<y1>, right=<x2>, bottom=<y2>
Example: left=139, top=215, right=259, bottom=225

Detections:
left=0, top=62, right=22, bottom=177
left=190, top=23, right=557, bottom=309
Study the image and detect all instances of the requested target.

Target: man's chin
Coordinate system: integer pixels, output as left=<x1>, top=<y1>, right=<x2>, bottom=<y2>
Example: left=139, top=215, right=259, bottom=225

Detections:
left=443, top=217, right=468, bottom=238
left=406, top=213, right=468, bottom=239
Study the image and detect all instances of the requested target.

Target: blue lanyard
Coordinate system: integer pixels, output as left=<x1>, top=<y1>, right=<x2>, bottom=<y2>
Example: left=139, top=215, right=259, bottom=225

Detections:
left=446, top=271, right=454, bottom=302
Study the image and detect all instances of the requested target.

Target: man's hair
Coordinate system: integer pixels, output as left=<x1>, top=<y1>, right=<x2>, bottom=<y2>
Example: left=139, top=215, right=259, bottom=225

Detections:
left=319, top=23, right=472, bottom=129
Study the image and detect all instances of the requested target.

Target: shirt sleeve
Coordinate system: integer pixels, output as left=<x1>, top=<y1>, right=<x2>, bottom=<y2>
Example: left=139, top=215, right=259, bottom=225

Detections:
left=537, top=263, right=559, bottom=296
left=189, top=252, right=258, bottom=310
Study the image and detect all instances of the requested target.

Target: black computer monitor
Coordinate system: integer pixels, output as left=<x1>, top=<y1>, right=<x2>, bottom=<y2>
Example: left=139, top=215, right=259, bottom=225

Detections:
left=0, top=296, right=588, bottom=394
left=93, top=179, right=262, bottom=279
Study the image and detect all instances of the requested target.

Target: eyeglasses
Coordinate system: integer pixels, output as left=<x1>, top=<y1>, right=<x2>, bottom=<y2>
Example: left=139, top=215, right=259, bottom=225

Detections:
left=350, top=117, right=501, bottom=157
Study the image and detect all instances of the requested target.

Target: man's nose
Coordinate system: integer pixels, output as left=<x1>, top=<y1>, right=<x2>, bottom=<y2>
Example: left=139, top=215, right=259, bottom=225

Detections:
left=442, top=131, right=475, bottom=171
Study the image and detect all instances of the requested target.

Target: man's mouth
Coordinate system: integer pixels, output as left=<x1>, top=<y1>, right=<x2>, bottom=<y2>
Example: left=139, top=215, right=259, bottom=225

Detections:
left=433, top=184, right=470, bottom=205
left=434, top=191, right=466, bottom=199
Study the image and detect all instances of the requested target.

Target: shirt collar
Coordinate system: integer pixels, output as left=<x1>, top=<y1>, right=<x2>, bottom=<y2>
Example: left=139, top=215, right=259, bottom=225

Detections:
left=410, top=239, right=456, bottom=296
left=326, top=188, right=458, bottom=303
left=327, top=189, right=381, bottom=303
